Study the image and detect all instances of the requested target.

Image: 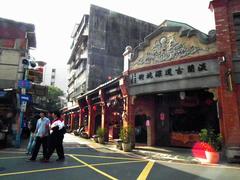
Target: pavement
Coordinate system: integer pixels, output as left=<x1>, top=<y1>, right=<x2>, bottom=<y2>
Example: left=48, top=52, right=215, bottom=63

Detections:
left=2, top=134, right=240, bottom=180
left=2, top=133, right=239, bottom=167
left=68, top=134, right=215, bottom=165
left=69, top=134, right=240, bottom=168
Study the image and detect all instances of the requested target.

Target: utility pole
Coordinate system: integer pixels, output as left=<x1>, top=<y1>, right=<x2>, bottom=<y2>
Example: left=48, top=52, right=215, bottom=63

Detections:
left=15, top=58, right=35, bottom=148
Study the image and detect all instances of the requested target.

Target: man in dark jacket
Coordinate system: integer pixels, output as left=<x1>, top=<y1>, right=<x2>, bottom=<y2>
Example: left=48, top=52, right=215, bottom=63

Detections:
left=45, top=111, right=65, bottom=162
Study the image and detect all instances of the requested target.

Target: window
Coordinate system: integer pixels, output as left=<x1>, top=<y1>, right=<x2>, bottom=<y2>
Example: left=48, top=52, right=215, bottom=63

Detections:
left=233, top=13, right=240, bottom=55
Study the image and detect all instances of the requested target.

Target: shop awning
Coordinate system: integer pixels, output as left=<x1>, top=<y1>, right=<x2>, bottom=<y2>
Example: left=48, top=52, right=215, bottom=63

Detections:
left=32, top=106, right=48, bottom=113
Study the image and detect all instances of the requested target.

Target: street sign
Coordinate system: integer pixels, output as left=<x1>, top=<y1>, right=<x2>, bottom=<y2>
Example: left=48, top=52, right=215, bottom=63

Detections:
left=18, top=80, right=32, bottom=89
left=21, top=88, right=26, bottom=94
left=20, top=101, right=27, bottom=112
left=20, top=94, right=30, bottom=101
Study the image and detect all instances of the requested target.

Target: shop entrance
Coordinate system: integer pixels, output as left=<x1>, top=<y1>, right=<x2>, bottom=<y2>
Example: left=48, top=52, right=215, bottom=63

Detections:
left=155, top=89, right=220, bottom=147
left=170, top=89, right=220, bottom=147
left=135, top=114, right=147, bottom=143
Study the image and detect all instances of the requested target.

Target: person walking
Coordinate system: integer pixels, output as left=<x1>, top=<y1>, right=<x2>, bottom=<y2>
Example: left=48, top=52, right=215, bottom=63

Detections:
left=26, top=114, right=39, bottom=155
left=47, top=111, right=54, bottom=124
left=28, top=111, right=50, bottom=161
left=46, top=111, right=65, bottom=162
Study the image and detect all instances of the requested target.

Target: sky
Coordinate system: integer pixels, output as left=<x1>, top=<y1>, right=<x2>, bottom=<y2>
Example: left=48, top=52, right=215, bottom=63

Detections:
left=1, top=0, right=216, bottom=93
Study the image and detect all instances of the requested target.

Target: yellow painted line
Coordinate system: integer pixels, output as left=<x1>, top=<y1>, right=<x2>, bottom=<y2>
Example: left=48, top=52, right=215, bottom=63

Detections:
left=94, top=159, right=148, bottom=167
left=68, top=153, right=142, bottom=161
left=69, top=154, right=118, bottom=180
left=0, top=165, right=85, bottom=177
left=137, top=160, right=155, bottom=180
left=65, top=147, right=91, bottom=149
left=0, top=157, right=147, bottom=177
left=0, top=151, right=26, bottom=154
left=0, top=156, right=26, bottom=160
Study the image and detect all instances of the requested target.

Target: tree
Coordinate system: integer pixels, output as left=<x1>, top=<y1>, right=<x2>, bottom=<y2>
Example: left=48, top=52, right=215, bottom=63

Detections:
left=46, top=86, right=64, bottom=111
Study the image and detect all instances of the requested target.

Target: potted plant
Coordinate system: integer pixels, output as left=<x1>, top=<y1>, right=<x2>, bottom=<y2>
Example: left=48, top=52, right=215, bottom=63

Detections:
left=119, top=126, right=133, bottom=152
left=96, top=127, right=105, bottom=144
left=199, top=128, right=222, bottom=164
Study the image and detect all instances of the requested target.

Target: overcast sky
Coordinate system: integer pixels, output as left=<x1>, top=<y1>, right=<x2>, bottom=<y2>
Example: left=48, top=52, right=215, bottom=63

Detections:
left=1, top=0, right=215, bottom=92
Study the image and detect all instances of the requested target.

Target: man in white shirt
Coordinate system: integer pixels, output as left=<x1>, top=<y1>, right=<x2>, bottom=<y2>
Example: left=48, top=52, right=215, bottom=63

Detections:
left=28, top=111, right=50, bottom=161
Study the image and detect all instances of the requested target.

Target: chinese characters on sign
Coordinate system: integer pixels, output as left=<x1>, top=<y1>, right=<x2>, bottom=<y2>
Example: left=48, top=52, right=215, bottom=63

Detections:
left=130, top=61, right=211, bottom=85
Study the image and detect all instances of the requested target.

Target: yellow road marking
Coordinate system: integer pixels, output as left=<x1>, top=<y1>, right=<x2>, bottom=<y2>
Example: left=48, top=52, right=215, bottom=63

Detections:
left=137, top=160, right=155, bottom=180
left=0, top=156, right=26, bottom=160
left=0, top=165, right=85, bottom=177
left=0, top=157, right=146, bottom=177
left=0, top=153, right=140, bottom=161
left=0, top=151, right=26, bottom=154
left=68, top=153, right=142, bottom=161
left=69, top=154, right=118, bottom=180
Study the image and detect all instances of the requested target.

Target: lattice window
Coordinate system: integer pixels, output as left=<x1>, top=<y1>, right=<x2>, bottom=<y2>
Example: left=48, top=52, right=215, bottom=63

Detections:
left=233, top=13, right=240, bottom=55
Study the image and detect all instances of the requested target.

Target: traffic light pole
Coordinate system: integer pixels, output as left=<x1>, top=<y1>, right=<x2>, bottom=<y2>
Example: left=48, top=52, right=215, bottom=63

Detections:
left=15, top=67, right=28, bottom=148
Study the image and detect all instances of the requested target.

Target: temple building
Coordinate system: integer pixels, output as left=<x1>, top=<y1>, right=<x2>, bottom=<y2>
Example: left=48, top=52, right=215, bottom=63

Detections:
left=63, top=0, right=240, bottom=160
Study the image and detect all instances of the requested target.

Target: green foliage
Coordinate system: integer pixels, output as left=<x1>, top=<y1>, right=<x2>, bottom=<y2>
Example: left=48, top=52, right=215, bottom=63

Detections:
left=199, top=129, right=222, bottom=152
left=96, top=127, right=105, bottom=138
left=46, top=86, right=64, bottom=111
left=119, top=126, right=133, bottom=143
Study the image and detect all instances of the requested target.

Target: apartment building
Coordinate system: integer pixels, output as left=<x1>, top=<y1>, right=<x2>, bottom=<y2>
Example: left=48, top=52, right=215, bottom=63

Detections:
left=67, top=5, right=157, bottom=108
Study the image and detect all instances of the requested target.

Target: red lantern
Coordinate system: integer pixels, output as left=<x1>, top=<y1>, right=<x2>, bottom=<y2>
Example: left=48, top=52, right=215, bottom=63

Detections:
left=93, top=105, right=97, bottom=111
left=81, top=108, right=85, bottom=113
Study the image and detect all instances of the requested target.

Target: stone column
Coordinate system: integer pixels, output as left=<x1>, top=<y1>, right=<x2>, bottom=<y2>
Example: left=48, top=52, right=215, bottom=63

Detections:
left=99, top=89, right=109, bottom=142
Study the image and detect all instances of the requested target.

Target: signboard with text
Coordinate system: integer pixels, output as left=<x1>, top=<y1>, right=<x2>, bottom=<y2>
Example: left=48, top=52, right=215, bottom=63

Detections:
left=129, top=60, right=219, bottom=86
left=18, top=80, right=32, bottom=89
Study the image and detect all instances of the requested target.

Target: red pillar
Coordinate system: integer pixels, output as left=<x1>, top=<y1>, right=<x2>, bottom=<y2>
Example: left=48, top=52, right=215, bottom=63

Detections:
left=86, top=97, right=95, bottom=137
left=78, top=102, right=84, bottom=128
left=79, top=109, right=84, bottom=127
left=211, top=0, right=240, bottom=147
left=70, top=113, right=74, bottom=131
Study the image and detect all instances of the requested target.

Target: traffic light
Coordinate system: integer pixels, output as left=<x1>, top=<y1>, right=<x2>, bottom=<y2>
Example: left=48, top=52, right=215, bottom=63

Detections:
left=22, top=58, right=37, bottom=68
left=22, top=59, right=29, bottom=66
left=30, top=61, right=37, bottom=68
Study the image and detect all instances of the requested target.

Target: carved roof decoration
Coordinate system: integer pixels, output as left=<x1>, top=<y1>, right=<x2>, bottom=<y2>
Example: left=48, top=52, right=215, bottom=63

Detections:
left=130, top=20, right=216, bottom=70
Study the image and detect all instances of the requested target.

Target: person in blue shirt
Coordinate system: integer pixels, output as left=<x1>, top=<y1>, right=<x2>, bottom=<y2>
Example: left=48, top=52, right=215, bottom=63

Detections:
left=28, top=111, right=50, bottom=161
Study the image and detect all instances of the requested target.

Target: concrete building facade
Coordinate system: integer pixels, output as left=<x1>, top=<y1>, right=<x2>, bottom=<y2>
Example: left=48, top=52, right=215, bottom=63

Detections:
left=0, top=18, right=36, bottom=145
left=67, top=5, right=157, bottom=111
